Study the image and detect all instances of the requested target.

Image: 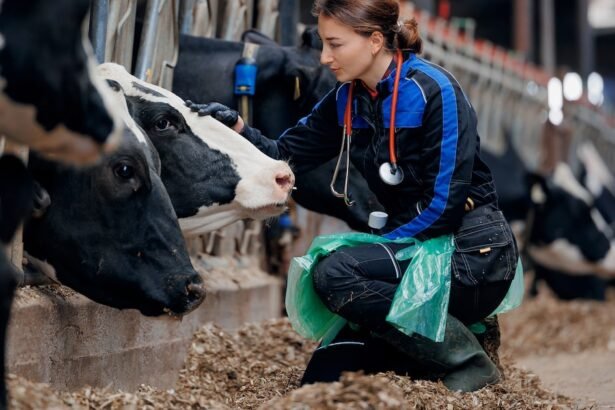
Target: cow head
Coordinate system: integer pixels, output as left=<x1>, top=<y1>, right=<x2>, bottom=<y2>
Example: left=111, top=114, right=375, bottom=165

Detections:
left=0, top=0, right=123, bottom=165
left=526, top=163, right=615, bottom=277
left=24, top=86, right=205, bottom=317
left=96, top=63, right=295, bottom=237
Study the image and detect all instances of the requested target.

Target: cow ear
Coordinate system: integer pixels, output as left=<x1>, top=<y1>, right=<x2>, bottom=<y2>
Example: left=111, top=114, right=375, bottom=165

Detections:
left=284, top=65, right=309, bottom=101
left=0, top=155, right=34, bottom=243
left=241, top=29, right=279, bottom=47
left=284, top=64, right=331, bottom=104
left=301, top=26, right=323, bottom=50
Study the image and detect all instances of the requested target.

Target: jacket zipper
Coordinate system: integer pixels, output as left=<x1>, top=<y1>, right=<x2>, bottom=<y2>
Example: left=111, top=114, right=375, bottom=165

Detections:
left=373, top=97, right=385, bottom=161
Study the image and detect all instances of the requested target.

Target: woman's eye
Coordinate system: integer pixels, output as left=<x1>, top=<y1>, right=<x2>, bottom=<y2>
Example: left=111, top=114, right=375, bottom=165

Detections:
left=155, top=118, right=172, bottom=131
left=114, top=163, right=135, bottom=180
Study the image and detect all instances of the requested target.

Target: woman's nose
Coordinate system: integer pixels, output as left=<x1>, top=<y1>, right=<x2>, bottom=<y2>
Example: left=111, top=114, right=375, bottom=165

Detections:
left=320, top=46, right=333, bottom=65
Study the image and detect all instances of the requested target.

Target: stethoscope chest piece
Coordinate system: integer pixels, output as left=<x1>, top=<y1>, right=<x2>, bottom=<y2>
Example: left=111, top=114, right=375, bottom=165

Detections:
left=379, top=162, right=404, bottom=185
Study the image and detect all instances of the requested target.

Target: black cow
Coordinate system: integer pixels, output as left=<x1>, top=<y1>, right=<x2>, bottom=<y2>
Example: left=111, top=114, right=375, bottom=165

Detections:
left=97, top=63, right=295, bottom=236
left=481, top=142, right=615, bottom=300
left=23, top=91, right=205, bottom=317
left=1, top=0, right=125, bottom=406
left=172, top=31, right=383, bottom=232
left=0, top=156, right=34, bottom=409
left=0, top=0, right=123, bottom=165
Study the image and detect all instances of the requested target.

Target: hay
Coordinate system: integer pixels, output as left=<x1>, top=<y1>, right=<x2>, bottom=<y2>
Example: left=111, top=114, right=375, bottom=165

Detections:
left=500, top=290, right=615, bottom=357
left=264, top=365, right=575, bottom=410
left=8, top=317, right=585, bottom=409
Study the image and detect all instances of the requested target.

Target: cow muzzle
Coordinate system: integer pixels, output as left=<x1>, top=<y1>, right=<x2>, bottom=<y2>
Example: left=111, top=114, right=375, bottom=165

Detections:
left=164, top=274, right=206, bottom=317
left=275, top=170, right=296, bottom=198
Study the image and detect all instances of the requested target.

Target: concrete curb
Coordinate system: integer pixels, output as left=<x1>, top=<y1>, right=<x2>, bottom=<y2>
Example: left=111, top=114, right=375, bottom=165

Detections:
left=6, top=256, right=282, bottom=391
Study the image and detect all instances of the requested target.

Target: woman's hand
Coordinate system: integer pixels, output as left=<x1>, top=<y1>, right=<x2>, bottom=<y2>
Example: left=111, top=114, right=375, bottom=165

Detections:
left=185, top=100, right=245, bottom=133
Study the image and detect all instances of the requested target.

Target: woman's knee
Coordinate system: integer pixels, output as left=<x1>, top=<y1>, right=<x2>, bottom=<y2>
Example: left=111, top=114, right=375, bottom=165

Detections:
left=312, top=250, right=357, bottom=304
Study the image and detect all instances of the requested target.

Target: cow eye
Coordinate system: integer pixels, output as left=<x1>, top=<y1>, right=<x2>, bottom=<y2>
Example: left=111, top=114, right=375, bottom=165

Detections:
left=114, top=163, right=135, bottom=180
left=155, top=118, right=172, bottom=131
left=105, top=79, right=122, bottom=92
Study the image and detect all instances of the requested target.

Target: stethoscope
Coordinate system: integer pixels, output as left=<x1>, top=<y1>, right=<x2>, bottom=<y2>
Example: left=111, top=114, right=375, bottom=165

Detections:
left=330, top=49, right=405, bottom=207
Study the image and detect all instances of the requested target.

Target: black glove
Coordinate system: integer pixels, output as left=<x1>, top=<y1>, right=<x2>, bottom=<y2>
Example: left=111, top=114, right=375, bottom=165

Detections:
left=184, top=100, right=239, bottom=128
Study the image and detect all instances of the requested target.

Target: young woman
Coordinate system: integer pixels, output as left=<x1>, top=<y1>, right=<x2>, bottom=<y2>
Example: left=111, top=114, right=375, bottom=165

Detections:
left=196, top=0, right=518, bottom=392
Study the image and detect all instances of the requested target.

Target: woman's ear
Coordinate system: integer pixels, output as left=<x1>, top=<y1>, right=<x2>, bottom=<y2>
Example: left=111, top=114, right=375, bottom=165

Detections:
left=369, top=31, right=385, bottom=55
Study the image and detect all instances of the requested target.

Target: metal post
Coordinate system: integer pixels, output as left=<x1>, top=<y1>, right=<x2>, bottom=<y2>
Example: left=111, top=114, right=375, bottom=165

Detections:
left=134, top=0, right=164, bottom=81
left=279, top=0, right=299, bottom=46
left=89, top=0, right=109, bottom=63
left=412, top=0, right=436, bottom=14
left=539, top=0, right=556, bottom=74
left=514, top=0, right=534, bottom=61
left=577, top=0, right=594, bottom=79
left=179, top=0, right=196, bottom=34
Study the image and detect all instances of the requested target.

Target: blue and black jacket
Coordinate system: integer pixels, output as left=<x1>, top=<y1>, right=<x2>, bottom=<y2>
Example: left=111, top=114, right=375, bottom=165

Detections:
left=241, top=53, right=499, bottom=240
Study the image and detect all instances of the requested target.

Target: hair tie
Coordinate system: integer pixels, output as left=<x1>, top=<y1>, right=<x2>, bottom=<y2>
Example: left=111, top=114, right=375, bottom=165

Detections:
left=393, top=20, right=404, bottom=33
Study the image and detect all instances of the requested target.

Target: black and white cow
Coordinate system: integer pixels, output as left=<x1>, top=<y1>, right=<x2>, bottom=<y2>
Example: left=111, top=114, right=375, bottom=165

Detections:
left=23, top=86, right=205, bottom=318
left=97, top=63, right=295, bottom=236
left=577, top=142, right=615, bottom=234
left=482, top=143, right=615, bottom=300
left=0, top=0, right=123, bottom=165
left=172, top=32, right=383, bottom=232
left=1, top=0, right=125, bottom=406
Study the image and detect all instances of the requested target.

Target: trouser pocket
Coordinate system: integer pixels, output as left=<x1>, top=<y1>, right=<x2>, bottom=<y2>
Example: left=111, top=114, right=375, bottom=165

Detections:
left=451, top=210, right=518, bottom=287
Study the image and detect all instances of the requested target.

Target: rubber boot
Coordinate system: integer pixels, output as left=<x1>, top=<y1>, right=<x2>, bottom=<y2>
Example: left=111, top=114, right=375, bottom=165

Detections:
left=471, top=315, right=503, bottom=374
left=374, top=315, right=500, bottom=392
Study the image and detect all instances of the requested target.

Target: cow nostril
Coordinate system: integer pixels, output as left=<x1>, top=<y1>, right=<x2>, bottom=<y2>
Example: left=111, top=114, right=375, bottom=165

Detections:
left=275, top=173, right=294, bottom=192
left=186, top=282, right=206, bottom=305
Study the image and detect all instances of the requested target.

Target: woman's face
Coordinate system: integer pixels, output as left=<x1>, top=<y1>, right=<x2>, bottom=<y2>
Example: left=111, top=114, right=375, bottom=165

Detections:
left=318, top=14, right=376, bottom=83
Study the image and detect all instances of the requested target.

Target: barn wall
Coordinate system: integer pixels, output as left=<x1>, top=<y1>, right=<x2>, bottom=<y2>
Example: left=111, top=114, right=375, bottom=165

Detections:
left=7, top=256, right=281, bottom=391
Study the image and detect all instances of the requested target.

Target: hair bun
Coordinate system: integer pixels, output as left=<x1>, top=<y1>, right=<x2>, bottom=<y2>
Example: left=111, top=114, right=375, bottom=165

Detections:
left=397, top=17, right=422, bottom=54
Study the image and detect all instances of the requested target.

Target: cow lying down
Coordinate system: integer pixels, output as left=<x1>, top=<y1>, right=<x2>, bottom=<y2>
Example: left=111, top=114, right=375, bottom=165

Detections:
left=483, top=139, right=615, bottom=300
left=23, top=83, right=206, bottom=317
left=96, top=63, right=295, bottom=236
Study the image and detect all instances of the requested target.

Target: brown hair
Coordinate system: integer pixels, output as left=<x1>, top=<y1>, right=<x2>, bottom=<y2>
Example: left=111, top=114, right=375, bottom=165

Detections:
left=312, top=0, right=422, bottom=54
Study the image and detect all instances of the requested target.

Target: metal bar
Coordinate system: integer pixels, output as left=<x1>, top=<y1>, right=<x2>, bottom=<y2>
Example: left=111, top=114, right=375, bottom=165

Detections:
left=514, top=0, right=534, bottom=60
left=412, top=0, right=436, bottom=14
left=179, top=0, right=195, bottom=35
left=539, top=0, right=556, bottom=74
left=577, top=0, right=594, bottom=78
left=279, top=0, right=299, bottom=46
left=89, top=0, right=109, bottom=63
left=134, top=0, right=164, bottom=81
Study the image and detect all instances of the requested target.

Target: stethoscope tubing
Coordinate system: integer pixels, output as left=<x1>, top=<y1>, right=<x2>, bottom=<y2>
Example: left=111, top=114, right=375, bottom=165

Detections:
left=330, top=49, right=405, bottom=205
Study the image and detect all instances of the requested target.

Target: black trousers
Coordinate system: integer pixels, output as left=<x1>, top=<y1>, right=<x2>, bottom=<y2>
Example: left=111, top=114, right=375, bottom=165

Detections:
left=303, top=206, right=518, bottom=385
left=312, top=207, right=518, bottom=328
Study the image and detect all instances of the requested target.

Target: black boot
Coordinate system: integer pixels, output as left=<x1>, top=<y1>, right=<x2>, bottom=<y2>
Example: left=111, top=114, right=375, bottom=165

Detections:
left=472, top=315, right=503, bottom=374
left=374, top=315, right=500, bottom=392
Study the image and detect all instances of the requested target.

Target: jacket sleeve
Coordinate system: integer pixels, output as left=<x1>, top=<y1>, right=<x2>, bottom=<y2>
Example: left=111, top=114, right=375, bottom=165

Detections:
left=240, top=87, right=343, bottom=175
left=384, top=80, right=476, bottom=240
